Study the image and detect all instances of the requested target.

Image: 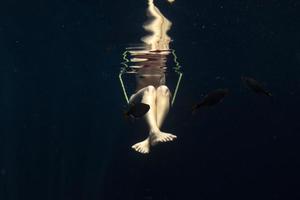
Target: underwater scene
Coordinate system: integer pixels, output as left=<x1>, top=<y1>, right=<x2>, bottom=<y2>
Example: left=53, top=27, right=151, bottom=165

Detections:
left=1, top=0, right=300, bottom=199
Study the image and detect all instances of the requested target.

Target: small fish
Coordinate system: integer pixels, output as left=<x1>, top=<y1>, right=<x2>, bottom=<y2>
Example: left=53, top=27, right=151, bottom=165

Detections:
left=124, top=102, right=150, bottom=119
left=241, top=76, right=272, bottom=97
left=192, top=88, right=229, bottom=113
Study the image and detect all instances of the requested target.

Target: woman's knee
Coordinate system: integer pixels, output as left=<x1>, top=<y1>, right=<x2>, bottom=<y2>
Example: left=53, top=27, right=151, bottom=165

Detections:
left=145, top=85, right=156, bottom=94
left=157, top=85, right=170, bottom=96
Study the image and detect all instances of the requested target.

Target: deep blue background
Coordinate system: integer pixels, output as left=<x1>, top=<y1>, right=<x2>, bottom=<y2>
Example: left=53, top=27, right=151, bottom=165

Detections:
left=0, top=0, right=300, bottom=199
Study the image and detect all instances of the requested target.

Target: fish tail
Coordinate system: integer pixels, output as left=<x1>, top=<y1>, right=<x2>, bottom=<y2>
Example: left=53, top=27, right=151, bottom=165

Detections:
left=265, top=91, right=272, bottom=97
left=267, top=92, right=272, bottom=97
left=123, top=110, right=135, bottom=123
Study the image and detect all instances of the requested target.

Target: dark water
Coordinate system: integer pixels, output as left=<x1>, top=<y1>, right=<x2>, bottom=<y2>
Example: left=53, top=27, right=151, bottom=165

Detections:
left=1, top=0, right=300, bottom=199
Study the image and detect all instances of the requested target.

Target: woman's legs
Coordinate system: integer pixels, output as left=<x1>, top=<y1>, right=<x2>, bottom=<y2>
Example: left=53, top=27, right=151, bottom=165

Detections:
left=131, top=85, right=176, bottom=154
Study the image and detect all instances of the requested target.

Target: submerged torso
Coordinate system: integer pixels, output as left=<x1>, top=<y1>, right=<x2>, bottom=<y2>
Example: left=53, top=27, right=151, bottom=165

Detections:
left=127, top=0, right=173, bottom=92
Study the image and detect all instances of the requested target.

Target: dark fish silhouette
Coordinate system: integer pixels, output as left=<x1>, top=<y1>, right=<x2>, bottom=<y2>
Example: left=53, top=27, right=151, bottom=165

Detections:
left=124, top=102, right=150, bottom=119
left=241, top=76, right=272, bottom=97
left=192, top=88, right=229, bottom=113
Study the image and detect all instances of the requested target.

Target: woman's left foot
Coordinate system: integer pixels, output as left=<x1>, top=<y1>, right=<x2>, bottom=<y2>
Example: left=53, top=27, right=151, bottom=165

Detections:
left=150, top=130, right=177, bottom=146
left=132, top=137, right=150, bottom=154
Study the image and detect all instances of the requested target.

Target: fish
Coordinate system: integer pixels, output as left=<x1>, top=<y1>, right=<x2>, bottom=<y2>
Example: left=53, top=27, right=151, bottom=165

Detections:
left=124, top=102, right=150, bottom=119
left=241, top=76, right=272, bottom=97
left=192, top=88, right=229, bottom=113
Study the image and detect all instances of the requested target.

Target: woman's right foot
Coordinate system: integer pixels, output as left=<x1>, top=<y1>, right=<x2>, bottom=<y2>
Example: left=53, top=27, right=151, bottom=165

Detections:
left=150, top=130, right=177, bottom=146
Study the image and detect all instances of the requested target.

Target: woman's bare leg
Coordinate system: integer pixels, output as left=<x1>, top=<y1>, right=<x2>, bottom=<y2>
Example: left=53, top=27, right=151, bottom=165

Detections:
left=150, top=85, right=177, bottom=146
left=156, top=85, right=171, bottom=128
left=131, top=86, right=158, bottom=154
left=129, top=87, right=151, bottom=104
left=131, top=85, right=176, bottom=153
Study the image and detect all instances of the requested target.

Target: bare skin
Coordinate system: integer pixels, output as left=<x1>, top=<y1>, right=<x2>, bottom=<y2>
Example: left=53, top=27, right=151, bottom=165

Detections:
left=129, top=85, right=177, bottom=154
left=127, top=0, right=177, bottom=154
